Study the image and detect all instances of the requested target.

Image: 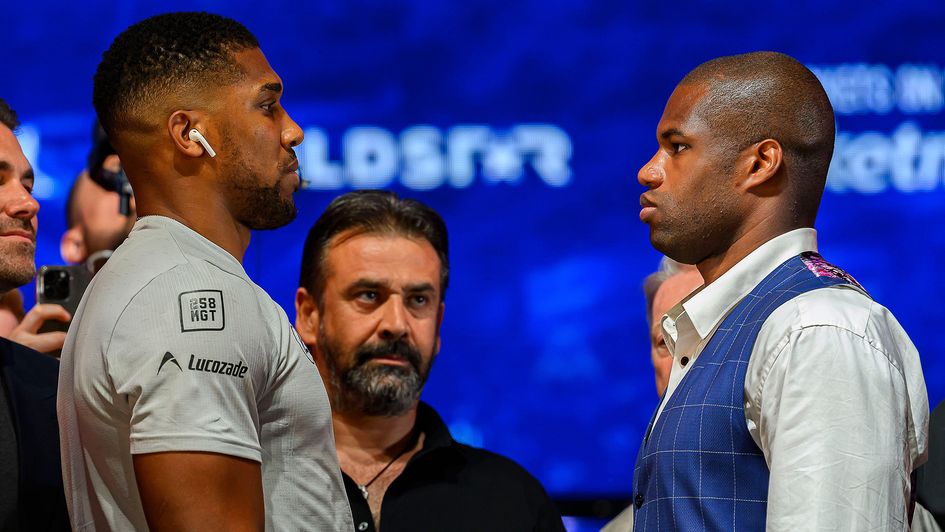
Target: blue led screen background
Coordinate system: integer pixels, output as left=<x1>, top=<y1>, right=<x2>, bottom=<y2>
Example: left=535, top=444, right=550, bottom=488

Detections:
left=4, top=0, right=944, bottom=498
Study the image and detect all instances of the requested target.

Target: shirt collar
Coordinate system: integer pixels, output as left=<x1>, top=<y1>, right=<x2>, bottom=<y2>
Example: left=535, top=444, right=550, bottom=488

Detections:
left=132, top=215, right=248, bottom=279
left=661, top=228, right=818, bottom=356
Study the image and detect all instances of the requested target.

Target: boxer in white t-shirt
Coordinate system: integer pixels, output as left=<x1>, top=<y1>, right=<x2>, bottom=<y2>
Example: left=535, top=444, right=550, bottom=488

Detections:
left=57, top=12, right=353, bottom=531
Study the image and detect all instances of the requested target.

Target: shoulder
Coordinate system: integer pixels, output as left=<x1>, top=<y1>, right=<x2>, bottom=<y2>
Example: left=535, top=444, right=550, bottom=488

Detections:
left=0, top=337, right=58, bottom=385
left=759, top=285, right=917, bottom=368
left=451, top=442, right=549, bottom=492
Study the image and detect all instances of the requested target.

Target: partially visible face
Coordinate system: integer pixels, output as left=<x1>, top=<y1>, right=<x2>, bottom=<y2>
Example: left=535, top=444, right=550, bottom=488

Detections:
left=314, top=232, right=444, bottom=416
left=214, top=47, right=304, bottom=231
left=71, top=162, right=136, bottom=259
left=638, top=82, right=741, bottom=264
left=0, top=125, right=39, bottom=293
left=649, top=268, right=703, bottom=397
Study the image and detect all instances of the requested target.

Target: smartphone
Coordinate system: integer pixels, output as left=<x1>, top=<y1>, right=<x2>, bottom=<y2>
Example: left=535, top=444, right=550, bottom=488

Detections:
left=35, top=264, right=91, bottom=334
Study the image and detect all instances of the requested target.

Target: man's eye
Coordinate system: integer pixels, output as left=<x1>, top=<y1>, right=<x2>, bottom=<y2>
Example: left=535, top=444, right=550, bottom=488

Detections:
left=261, top=102, right=275, bottom=112
left=672, top=143, right=689, bottom=154
left=357, top=291, right=378, bottom=302
left=411, top=295, right=429, bottom=306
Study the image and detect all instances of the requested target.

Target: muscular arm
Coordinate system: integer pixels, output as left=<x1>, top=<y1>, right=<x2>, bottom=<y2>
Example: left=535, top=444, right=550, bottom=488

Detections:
left=134, top=451, right=264, bottom=532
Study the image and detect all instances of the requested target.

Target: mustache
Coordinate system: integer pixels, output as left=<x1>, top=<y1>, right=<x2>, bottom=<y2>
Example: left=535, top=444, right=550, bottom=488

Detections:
left=279, top=149, right=298, bottom=173
left=0, top=219, right=35, bottom=237
left=353, top=339, right=423, bottom=374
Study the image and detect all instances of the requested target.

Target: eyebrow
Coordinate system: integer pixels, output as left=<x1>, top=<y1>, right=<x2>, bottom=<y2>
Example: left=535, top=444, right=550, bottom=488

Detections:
left=0, top=160, right=34, bottom=183
left=660, top=127, right=687, bottom=140
left=259, top=82, right=283, bottom=95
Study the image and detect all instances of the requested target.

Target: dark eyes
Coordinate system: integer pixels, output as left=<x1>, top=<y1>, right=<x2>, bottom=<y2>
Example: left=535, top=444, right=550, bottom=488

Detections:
left=356, top=291, right=430, bottom=307
left=260, top=101, right=276, bottom=113
left=357, top=291, right=379, bottom=302
left=671, top=143, right=689, bottom=154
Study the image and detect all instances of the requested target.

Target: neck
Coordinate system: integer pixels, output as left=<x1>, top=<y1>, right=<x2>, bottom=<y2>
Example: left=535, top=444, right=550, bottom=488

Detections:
left=697, top=215, right=804, bottom=285
left=333, top=405, right=419, bottom=462
left=133, top=177, right=251, bottom=262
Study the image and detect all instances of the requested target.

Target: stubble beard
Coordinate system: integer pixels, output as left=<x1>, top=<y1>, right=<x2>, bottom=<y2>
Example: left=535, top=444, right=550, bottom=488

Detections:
left=0, top=240, right=35, bottom=293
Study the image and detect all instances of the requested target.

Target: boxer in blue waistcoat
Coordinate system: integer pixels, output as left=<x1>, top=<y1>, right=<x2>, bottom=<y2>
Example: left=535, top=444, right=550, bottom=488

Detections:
left=632, top=52, right=929, bottom=531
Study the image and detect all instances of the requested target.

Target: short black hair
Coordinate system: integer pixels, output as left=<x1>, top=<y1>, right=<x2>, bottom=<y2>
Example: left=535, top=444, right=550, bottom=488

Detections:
left=0, top=98, right=19, bottom=131
left=93, top=12, right=259, bottom=140
left=299, top=190, right=450, bottom=305
left=680, top=51, right=835, bottom=223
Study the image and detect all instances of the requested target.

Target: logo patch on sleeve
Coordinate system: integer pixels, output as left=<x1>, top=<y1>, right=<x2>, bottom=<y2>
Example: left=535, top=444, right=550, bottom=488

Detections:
left=179, top=290, right=225, bottom=332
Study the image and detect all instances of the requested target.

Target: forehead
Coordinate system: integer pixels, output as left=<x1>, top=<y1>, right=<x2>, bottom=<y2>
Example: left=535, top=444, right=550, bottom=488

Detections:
left=324, top=232, right=442, bottom=285
left=658, top=82, right=710, bottom=134
left=0, top=126, right=30, bottom=173
left=229, top=47, right=281, bottom=94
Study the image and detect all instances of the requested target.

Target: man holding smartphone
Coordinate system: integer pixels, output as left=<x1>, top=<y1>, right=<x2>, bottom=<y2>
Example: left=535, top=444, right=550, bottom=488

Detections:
left=57, top=12, right=353, bottom=531
left=0, top=96, right=70, bottom=530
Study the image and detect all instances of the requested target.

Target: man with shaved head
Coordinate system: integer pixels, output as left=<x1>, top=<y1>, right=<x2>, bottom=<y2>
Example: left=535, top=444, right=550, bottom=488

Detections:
left=633, top=52, right=928, bottom=530
left=57, top=12, right=353, bottom=531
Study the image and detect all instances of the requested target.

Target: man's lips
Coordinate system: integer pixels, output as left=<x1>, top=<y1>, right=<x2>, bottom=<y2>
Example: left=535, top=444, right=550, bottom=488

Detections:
left=0, top=229, right=35, bottom=243
left=639, top=195, right=657, bottom=222
left=368, top=354, right=410, bottom=366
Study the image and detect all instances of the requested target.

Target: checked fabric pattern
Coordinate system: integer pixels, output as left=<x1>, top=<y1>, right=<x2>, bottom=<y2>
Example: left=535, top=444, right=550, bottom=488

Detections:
left=631, top=252, right=863, bottom=531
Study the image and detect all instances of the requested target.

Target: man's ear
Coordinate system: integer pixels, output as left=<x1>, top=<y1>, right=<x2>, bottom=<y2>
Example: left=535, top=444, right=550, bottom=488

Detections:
left=294, top=287, right=320, bottom=347
left=434, top=301, right=445, bottom=354
left=167, top=110, right=210, bottom=158
left=60, top=226, right=87, bottom=264
left=736, top=138, right=783, bottom=193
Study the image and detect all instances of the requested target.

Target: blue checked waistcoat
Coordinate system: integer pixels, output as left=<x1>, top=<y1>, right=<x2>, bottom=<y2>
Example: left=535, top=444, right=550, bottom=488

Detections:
left=631, top=252, right=865, bottom=531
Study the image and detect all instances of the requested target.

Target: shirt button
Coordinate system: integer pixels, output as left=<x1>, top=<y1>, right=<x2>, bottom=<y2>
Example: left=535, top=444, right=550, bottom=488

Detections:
left=358, top=522, right=369, bottom=531
left=680, top=356, right=689, bottom=367
left=635, top=493, right=644, bottom=508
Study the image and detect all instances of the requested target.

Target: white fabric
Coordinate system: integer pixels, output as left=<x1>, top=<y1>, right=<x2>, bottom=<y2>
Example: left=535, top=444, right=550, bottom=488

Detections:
left=655, top=228, right=929, bottom=531
left=58, top=216, right=353, bottom=531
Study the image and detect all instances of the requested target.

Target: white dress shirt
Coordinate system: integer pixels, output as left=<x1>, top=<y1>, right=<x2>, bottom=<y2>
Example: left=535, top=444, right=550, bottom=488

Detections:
left=654, top=228, right=929, bottom=531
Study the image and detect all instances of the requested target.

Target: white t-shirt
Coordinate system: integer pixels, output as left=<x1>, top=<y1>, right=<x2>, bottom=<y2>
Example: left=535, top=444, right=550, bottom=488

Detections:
left=58, top=216, right=353, bottom=531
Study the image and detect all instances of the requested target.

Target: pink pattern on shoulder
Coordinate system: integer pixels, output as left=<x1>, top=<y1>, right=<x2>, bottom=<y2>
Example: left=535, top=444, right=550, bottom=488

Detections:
left=799, top=252, right=865, bottom=292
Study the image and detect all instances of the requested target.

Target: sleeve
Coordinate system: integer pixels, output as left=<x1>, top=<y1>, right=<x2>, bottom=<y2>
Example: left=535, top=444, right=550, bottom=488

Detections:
left=756, top=323, right=916, bottom=531
left=105, top=268, right=268, bottom=462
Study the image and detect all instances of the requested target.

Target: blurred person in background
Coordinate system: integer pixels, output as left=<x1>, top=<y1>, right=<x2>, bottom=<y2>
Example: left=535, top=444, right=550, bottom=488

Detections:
left=642, top=257, right=703, bottom=397
left=295, top=190, right=565, bottom=532
left=0, top=123, right=135, bottom=355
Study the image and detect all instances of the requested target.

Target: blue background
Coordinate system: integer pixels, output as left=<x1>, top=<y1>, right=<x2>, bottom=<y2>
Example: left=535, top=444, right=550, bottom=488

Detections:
left=4, top=0, right=943, bottom=509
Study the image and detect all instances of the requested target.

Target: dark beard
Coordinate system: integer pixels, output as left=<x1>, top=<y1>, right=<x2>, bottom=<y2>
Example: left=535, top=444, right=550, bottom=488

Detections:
left=232, top=178, right=296, bottom=230
left=220, top=129, right=298, bottom=230
left=319, top=327, right=433, bottom=417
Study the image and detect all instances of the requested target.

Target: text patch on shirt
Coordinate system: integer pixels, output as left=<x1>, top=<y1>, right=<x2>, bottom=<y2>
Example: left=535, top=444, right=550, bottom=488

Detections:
left=179, top=290, right=225, bottom=332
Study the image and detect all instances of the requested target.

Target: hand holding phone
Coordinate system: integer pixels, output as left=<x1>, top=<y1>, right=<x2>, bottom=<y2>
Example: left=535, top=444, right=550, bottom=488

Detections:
left=7, top=303, right=70, bottom=355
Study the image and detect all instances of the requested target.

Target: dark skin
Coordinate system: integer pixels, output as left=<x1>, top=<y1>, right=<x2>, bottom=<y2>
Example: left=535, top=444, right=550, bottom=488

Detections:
left=125, top=47, right=302, bottom=531
left=638, top=81, right=797, bottom=285
left=116, top=47, right=303, bottom=261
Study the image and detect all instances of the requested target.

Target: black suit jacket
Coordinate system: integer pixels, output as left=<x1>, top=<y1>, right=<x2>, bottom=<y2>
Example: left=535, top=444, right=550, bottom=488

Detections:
left=0, top=338, right=69, bottom=531
left=916, top=399, right=945, bottom=529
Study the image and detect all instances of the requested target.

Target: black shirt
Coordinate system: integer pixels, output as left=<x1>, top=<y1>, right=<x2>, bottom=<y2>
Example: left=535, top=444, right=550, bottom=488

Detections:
left=341, top=402, right=565, bottom=532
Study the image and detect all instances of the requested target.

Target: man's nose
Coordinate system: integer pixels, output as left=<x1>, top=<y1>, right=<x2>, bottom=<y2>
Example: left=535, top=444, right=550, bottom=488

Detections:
left=378, top=297, right=409, bottom=342
left=3, top=182, right=39, bottom=220
left=638, top=155, right=665, bottom=188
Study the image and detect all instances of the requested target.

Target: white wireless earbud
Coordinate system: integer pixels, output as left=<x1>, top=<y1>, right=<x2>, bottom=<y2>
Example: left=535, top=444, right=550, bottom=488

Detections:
left=188, top=128, right=217, bottom=158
